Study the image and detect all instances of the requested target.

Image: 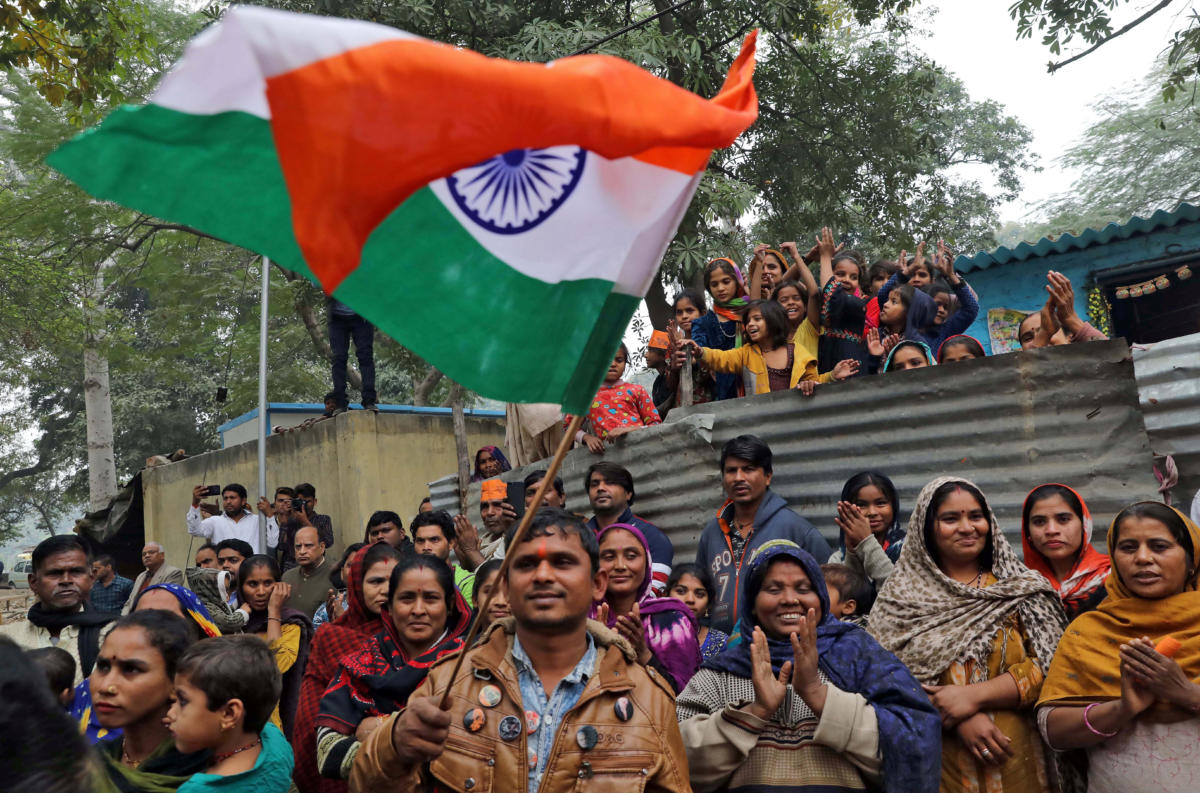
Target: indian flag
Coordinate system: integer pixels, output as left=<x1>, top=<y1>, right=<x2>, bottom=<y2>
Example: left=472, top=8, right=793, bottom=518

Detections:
left=48, top=7, right=757, bottom=413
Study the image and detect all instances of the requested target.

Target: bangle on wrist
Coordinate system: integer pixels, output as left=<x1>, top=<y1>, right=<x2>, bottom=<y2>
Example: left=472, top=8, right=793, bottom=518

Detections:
left=267, top=616, right=281, bottom=623
left=1083, top=702, right=1119, bottom=738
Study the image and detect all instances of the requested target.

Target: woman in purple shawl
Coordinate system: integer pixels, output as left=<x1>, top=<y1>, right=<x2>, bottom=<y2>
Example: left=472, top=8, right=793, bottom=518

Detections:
left=593, top=522, right=701, bottom=692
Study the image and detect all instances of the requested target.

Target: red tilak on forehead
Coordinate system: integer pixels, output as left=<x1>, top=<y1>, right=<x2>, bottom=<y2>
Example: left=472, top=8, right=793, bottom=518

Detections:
left=537, top=540, right=548, bottom=559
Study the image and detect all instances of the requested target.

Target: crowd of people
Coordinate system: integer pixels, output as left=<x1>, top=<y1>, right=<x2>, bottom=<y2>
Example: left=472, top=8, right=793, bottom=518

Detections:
left=553, top=234, right=1107, bottom=457
left=0, top=235, right=1182, bottom=793
left=2, top=424, right=1197, bottom=793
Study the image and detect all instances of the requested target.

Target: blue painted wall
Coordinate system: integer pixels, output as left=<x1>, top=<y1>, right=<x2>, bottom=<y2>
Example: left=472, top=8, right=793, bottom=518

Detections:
left=960, top=221, right=1200, bottom=353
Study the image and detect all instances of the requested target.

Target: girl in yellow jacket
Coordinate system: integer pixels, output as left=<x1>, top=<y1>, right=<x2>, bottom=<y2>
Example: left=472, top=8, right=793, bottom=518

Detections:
left=678, top=300, right=858, bottom=395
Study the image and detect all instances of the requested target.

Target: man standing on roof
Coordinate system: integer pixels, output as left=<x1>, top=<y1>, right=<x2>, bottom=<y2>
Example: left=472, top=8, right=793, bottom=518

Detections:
left=695, top=434, right=831, bottom=636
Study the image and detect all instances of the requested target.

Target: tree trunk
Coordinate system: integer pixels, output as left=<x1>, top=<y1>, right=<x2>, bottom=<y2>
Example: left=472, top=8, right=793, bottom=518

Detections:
left=644, top=274, right=675, bottom=332
left=413, top=367, right=444, bottom=407
left=83, top=258, right=118, bottom=513
left=448, top=383, right=470, bottom=514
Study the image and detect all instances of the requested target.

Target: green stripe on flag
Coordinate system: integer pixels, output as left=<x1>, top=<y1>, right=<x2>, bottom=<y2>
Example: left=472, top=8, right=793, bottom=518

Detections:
left=46, top=105, right=316, bottom=282
left=346, top=187, right=638, bottom=414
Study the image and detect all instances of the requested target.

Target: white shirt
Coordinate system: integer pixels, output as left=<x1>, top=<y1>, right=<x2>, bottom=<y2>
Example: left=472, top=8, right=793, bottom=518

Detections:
left=186, top=506, right=274, bottom=554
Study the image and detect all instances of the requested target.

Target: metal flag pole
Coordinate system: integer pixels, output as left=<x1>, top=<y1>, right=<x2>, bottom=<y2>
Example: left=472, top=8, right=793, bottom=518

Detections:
left=437, top=412, right=586, bottom=708
left=257, top=256, right=270, bottom=554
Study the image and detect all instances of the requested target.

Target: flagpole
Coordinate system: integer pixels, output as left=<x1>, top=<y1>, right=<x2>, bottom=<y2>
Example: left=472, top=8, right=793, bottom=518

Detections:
left=257, top=256, right=270, bottom=555
left=438, top=412, right=586, bottom=709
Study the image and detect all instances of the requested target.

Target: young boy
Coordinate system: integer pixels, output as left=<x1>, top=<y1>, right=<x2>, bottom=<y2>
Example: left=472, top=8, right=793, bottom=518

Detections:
left=821, top=562, right=873, bottom=628
left=26, top=646, right=76, bottom=708
left=166, top=635, right=293, bottom=792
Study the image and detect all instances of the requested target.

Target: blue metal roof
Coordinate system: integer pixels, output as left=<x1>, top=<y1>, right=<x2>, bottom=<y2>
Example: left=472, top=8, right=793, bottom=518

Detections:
left=955, top=203, right=1200, bottom=273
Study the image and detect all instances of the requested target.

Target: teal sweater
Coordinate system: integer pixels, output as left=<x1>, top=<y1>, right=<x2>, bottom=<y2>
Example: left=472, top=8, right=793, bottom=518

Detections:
left=178, top=723, right=293, bottom=793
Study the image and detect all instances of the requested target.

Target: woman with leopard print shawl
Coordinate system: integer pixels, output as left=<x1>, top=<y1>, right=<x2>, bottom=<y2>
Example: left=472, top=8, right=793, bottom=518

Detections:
left=870, top=476, right=1069, bottom=793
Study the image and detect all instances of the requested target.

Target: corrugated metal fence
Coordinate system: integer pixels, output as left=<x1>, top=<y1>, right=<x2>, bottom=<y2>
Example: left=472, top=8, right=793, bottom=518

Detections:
left=432, top=339, right=1164, bottom=564
left=1132, top=331, right=1200, bottom=510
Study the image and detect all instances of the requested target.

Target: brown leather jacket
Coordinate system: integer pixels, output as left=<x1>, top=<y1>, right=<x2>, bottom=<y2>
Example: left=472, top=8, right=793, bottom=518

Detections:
left=350, top=619, right=691, bottom=793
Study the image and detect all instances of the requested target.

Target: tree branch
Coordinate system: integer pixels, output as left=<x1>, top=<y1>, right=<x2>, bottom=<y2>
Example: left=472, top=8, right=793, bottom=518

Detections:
left=1049, top=0, right=1174, bottom=73
left=413, top=367, right=444, bottom=407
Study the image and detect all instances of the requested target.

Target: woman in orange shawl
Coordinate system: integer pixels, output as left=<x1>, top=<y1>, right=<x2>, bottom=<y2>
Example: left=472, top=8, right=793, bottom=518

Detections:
left=1020, top=484, right=1111, bottom=620
left=1037, top=501, right=1200, bottom=791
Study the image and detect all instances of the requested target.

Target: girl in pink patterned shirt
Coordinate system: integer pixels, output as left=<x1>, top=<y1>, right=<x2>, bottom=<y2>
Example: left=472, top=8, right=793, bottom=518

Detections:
left=570, top=342, right=661, bottom=453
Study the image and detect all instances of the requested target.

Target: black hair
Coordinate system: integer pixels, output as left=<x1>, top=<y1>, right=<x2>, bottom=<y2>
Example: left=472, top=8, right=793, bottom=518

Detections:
left=94, top=553, right=115, bottom=569
left=26, top=647, right=76, bottom=697
left=831, top=250, right=867, bottom=283
left=330, top=542, right=367, bottom=589
left=703, top=258, right=742, bottom=296
left=274, top=486, right=296, bottom=499
left=1111, top=502, right=1195, bottom=559
left=197, top=542, right=217, bottom=555
left=584, top=461, right=635, bottom=506
left=820, top=563, right=873, bottom=615
left=365, top=510, right=403, bottom=540
left=215, top=538, right=254, bottom=560
left=923, top=481, right=994, bottom=571
left=410, top=509, right=456, bottom=543
left=177, top=635, right=282, bottom=734
left=323, top=391, right=338, bottom=402
left=841, top=471, right=899, bottom=526
left=237, top=554, right=281, bottom=596
left=420, top=496, right=432, bottom=507
left=938, top=336, right=986, bottom=363
left=1018, top=311, right=1039, bottom=337
left=505, top=507, right=600, bottom=573
left=665, top=563, right=716, bottom=603
left=673, top=287, right=708, bottom=314
left=1022, top=485, right=1086, bottom=543
left=866, top=260, right=899, bottom=293
left=0, top=637, right=91, bottom=793
left=294, top=483, right=317, bottom=499
left=31, top=535, right=91, bottom=574
left=222, top=483, right=248, bottom=500
left=387, top=554, right=461, bottom=627
left=719, top=434, right=773, bottom=475
left=361, top=540, right=401, bottom=573
left=524, top=470, right=565, bottom=497
left=741, top=298, right=790, bottom=350
left=614, top=341, right=629, bottom=361
left=471, top=558, right=505, bottom=604
left=107, top=610, right=195, bottom=678
left=770, top=278, right=807, bottom=303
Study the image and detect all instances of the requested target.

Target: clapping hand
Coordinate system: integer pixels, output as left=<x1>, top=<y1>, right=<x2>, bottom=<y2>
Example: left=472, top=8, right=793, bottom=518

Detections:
left=934, top=239, right=960, bottom=284
left=867, top=327, right=901, bottom=357
left=1120, top=637, right=1200, bottom=712
left=834, top=501, right=872, bottom=552
left=831, top=359, right=859, bottom=381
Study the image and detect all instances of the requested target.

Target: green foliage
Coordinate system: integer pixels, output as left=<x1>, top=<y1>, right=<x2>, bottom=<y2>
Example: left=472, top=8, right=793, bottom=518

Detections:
left=0, top=0, right=161, bottom=118
left=1009, top=0, right=1200, bottom=109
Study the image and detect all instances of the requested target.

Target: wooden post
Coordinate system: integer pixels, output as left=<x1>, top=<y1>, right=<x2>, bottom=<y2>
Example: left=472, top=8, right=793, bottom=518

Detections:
left=438, top=412, right=586, bottom=708
left=673, top=324, right=693, bottom=408
left=451, top=385, right=470, bottom=515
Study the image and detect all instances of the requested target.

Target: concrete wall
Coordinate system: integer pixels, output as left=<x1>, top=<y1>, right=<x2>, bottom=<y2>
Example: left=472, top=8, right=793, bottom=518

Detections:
left=142, top=410, right=505, bottom=569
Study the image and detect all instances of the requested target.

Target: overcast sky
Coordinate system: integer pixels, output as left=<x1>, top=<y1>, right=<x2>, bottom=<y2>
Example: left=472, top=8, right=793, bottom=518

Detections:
left=921, top=0, right=1197, bottom=223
